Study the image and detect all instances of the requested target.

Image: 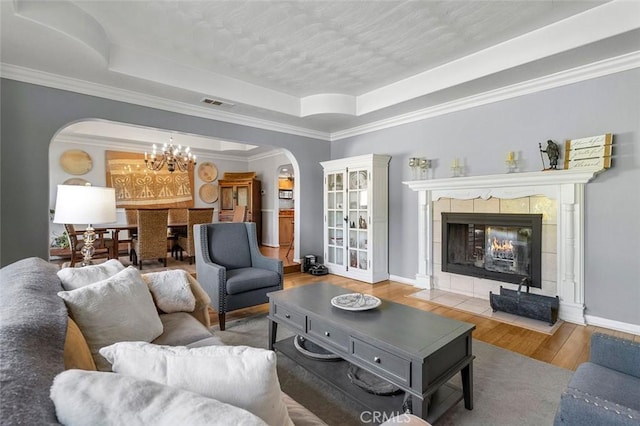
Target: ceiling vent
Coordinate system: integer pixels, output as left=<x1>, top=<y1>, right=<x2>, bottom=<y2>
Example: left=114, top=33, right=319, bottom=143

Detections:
left=201, top=98, right=234, bottom=108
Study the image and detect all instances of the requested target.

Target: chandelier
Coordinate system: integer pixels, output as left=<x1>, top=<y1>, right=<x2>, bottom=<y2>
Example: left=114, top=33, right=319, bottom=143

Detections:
left=144, top=136, right=196, bottom=173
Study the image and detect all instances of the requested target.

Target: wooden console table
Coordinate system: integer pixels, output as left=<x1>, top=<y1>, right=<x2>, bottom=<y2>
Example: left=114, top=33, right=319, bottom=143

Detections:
left=267, top=283, right=475, bottom=423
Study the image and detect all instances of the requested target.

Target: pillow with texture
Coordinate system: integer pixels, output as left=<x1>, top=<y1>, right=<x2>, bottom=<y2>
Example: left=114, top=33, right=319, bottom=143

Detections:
left=51, top=369, right=267, bottom=426
left=58, top=266, right=163, bottom=371
left=100, top=342, right=293, bottom=426
left=57, top=259, right=125, bottom=291
left=142, top=270, right=196, bottom=313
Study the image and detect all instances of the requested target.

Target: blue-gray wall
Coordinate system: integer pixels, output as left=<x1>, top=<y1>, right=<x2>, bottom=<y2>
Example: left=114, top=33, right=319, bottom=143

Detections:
left=332, top=68, right=640, bottom=326
left=2, top=69, right=639, bottom=327
left=0, top=79, right=328, bottom=269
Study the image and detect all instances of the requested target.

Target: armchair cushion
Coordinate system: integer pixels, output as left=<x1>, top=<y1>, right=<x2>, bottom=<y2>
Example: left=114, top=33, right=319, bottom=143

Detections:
left=207, top=222, right=252, bottom=269
left=226, top=267, right=282, bottom=295
left=51, top=370, right=267, bottom=426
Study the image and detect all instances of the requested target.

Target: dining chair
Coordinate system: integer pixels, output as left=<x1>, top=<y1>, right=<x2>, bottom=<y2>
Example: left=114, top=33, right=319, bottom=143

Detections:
left=130, top=209, right=169, bottom=270
left=232, top=205, right=247, bottom=222
left=168, top=208, right=188, bottom=258
left=177, top=208, right=214, bottom=264
left=194, top=222, right=282, bottom=330
left=64, top=223, right=114, bottom=267
left=123, top=208, right=138, bottom=260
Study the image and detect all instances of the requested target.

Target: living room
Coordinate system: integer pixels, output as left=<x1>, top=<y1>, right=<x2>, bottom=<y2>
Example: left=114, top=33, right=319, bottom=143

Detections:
left=1, top=1, right=639, bottom=425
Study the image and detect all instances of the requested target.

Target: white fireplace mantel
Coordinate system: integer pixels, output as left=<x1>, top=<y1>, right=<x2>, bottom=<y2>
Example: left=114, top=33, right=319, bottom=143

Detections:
left=403, top=169, right=602, bottom=325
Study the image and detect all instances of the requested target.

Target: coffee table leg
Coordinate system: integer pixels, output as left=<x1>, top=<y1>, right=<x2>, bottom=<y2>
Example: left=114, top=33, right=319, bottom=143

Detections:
left=461, top=361, right=473, bottom=410
left=411, top=395, right=428, bottom=420
left=268, top=320, right=278, bottom=350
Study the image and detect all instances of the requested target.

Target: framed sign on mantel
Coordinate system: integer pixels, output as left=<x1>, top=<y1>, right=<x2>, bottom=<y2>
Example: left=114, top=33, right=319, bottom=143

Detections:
left=564, top=133, right=613, bottom=171
left=105, top=150, right=194, bottom=209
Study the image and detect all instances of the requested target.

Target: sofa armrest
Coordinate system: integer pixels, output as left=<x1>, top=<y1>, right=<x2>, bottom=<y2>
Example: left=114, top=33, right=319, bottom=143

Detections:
left=555, top=387, right=640, bottom=425
left=590, top=333, right=640, bottom=378
left=185, top=274, right=211, bottom=329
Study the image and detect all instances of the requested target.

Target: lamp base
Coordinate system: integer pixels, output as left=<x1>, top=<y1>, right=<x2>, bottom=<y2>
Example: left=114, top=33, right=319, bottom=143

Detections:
left=80, top=225, right=96, bottom=267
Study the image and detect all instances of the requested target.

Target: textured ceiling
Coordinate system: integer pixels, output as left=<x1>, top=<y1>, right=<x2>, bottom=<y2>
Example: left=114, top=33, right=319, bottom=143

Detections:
left=74, top=0, right=602, bottom=97
left=1, top=0, right=638, bottom=143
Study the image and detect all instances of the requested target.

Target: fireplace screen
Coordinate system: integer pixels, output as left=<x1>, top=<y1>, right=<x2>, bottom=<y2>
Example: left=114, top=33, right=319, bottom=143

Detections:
left=442, top=213, right=542, bottom=288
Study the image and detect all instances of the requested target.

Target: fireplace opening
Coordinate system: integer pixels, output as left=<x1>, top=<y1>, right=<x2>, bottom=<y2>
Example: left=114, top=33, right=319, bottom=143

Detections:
left=441, top=213, right=542, bottom=288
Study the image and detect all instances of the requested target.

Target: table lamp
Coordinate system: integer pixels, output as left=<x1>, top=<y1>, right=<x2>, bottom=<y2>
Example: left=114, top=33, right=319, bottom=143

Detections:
left=53, top=184, right=117, bottom=266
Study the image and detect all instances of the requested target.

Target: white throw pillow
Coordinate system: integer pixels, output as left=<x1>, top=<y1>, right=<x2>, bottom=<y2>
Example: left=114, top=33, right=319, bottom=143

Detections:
left=100, top=342, right=293, bottom=426
left=57, top=259, right=125, bottom=291
left=142, top=270, right=196, bottom=313
left=51, top=369, right=267, bottom=426
left=58, top=267, right=163, bottom=371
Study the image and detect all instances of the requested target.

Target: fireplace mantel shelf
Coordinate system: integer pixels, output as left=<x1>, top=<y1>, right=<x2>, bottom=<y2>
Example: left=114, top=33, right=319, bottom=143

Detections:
left=403, top=169, right=601, bottom=193
left=403, top=167, right=604, bottom=326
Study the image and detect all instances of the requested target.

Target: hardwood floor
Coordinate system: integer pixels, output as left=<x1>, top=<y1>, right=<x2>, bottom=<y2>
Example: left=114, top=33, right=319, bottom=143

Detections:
left=212, top=270, right=640, bottom=372
left=51, top=247, right=638, bottom=372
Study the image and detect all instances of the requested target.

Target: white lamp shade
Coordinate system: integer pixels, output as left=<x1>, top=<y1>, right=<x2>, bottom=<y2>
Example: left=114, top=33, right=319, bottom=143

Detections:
left=53, top=185, right=117, bottom=225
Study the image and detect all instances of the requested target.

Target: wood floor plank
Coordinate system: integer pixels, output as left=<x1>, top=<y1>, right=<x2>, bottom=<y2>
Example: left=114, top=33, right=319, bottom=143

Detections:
left=190, top=269, right=634, bottom=372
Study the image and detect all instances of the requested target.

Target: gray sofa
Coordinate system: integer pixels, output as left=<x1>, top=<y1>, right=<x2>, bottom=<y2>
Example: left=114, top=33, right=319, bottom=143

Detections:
left=0, top=257, right=325, bottom=425
left=554, top=333, right=640, bottom=425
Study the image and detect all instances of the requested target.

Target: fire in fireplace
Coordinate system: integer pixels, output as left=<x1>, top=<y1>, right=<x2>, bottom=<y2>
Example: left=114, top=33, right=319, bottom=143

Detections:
left=441, top=213, right=542, bottom=288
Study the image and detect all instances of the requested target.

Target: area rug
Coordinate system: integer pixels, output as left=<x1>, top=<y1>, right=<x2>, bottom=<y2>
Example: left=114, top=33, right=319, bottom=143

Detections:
left=214, top=314, right=572, bottom=426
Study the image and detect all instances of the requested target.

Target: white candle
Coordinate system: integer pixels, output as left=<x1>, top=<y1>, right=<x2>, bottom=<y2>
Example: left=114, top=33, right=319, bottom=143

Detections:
left=507, top=151, right=515, bottom=161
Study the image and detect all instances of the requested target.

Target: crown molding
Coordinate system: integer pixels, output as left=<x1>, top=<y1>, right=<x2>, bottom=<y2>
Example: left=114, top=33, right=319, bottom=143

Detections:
left=0, top=63, right=331, bottom=141
left=331, top=51, right=640, bottom=141
left=53, top=133, right=254, bottom=162
left=2, top=50, right=639, bottom=143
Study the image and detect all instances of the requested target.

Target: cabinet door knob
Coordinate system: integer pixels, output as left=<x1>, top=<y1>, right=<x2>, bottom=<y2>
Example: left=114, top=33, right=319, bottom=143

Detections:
left=285, top=314, right=290, bottom=319
left=374, top=356, right=381, bottom=363
left=324, top=331, right=330, bottom=337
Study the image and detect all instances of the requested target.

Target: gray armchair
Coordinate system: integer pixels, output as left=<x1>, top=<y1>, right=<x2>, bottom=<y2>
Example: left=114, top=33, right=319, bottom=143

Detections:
left=194, top=222, right=283, bottom=330
left=554, top=333, right=640, bottom=425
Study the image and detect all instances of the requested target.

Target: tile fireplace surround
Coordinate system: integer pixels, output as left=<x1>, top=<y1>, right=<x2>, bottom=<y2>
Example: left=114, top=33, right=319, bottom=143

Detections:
left=404, top=169, right=602, bottom=325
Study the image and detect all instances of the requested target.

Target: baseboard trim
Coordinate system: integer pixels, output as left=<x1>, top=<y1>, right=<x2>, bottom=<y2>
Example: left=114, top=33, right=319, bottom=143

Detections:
left=388, top=274, right=417, bottom=286
left=585, top=314, right=640, bottom=336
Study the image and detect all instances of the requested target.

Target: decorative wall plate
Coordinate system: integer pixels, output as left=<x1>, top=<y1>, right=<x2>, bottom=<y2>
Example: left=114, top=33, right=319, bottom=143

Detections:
left=198, top=162, right=218, bottom=182
left=199, top=183, right=219, bottom=203
left=60, top=149, right=93, bottom=175
left=331, top=293, right=381, bottom=311
left=63, top=177, right=90, bottom=186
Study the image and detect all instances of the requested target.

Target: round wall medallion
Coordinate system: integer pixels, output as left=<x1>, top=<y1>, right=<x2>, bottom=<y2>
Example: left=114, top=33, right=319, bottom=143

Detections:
left=63, top=177, right=90, bottom=186
left=60, top=149, right=93, bottom=175
left=198, top=162, right=218, bottom=182
left=199, top=183, right=219, bottom=203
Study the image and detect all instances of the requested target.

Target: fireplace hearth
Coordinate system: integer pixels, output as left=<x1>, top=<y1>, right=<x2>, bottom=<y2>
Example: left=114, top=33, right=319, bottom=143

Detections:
left=442, top=213, right=542, bottom=288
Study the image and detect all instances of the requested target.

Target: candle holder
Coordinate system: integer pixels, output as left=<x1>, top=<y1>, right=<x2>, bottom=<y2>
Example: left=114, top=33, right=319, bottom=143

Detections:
left=408, top=157, right=430, bottom=180
left=418, top=158, right=430, bottom=180
left=451, top=159, right=463, bottom=177
left=505, top=151, right=518, bottom=173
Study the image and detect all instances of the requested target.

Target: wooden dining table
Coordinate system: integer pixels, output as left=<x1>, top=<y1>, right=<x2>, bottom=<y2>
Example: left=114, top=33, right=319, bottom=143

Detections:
left=95, top=222, right=188, bottom=259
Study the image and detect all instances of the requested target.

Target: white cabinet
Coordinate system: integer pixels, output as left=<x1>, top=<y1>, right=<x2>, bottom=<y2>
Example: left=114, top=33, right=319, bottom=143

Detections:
left=320, top=154, right=390, bottom=283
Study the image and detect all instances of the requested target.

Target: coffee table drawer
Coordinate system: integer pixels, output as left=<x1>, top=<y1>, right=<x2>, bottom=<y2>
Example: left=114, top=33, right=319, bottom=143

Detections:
left=272, top=303, right=305, bottom=333
left=351, top=337, right=411, bottom=386
left=307, top=317, right=349, bottom=352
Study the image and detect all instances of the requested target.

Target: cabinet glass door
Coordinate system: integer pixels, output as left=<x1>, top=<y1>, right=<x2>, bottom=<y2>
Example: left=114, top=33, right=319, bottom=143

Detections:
left=348, top=170, right=368, bottom=270
left=326, top=172, right=345, bottom=266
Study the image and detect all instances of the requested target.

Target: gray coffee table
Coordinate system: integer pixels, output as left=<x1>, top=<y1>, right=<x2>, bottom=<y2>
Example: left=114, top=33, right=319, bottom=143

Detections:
left=267, top=282, right=475, bottom=423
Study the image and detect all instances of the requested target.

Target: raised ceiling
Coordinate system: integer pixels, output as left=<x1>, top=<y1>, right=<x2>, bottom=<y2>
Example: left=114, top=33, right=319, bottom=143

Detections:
left=1, top=0, right=639, bottom=140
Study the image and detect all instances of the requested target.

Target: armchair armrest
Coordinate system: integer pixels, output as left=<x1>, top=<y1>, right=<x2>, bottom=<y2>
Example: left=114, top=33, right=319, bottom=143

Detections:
left=590, top=333, right=640, bottom=378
